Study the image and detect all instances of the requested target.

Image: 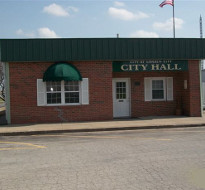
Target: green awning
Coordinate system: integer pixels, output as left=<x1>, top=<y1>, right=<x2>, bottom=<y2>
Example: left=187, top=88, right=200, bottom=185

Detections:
left=43, top=63, right=82, bottom=82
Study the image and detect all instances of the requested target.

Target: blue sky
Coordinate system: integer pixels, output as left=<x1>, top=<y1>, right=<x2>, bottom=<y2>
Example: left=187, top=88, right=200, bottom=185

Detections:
left=0, top=0, right=204, bottom=39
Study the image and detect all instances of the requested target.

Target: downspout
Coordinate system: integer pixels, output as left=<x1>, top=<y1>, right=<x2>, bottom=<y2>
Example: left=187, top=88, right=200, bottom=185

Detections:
left=3, top=62, right=10, bottom=124
left=200, top=60, right=203, bottom=117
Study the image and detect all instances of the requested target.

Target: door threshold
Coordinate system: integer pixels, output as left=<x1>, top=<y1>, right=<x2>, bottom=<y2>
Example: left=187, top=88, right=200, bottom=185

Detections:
left=113, top=117, right=135, bottom=121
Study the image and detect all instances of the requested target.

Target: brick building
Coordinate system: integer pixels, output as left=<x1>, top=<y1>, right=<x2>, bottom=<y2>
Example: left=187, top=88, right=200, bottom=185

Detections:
left=0, top=38, right=205, bottom=124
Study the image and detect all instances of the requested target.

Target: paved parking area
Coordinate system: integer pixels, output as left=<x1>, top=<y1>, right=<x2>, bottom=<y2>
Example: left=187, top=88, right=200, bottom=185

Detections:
left=1, top=127, right=205, bottom=190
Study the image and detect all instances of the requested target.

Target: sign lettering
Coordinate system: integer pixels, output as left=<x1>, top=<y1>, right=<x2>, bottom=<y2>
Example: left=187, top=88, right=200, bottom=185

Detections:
left=113, top=60, right=188, bottom=72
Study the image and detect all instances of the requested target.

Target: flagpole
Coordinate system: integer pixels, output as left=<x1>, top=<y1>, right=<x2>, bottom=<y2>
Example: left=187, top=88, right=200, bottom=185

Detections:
left=173, top=0, right=175, bottom=38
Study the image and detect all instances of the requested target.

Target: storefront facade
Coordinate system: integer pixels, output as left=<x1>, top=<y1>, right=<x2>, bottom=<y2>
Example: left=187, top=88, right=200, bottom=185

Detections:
left=0, top=38, right=205, bottom=124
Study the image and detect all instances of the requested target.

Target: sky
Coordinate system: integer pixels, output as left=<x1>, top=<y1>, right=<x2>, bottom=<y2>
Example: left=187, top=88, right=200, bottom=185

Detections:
left=0, top=0, right=204, bottom=39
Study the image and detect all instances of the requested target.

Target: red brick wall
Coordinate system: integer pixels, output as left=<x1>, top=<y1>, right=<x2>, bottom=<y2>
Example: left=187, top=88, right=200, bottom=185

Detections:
left=8, top=60, right=201, bottom=124
left=9, top=61, right=113, bottom=124
left=113, top=65, right=201, bottom=117
left=187, top=60, right=201, bottom=116
left=113, top=72, right=178, bottom=117
left=181, top=71, right=190, bottom=116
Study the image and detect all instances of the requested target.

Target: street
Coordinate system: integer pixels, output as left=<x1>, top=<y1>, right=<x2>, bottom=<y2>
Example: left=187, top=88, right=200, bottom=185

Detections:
left=1, top=127, right=205, bottom=190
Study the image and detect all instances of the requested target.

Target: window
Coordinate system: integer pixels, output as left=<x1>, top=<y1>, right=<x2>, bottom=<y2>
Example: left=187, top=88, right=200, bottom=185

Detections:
left=152, top=79, right=165, bottom=100
left=144, top=77, right=173, bottom=101
left=116, top=82, right=126, bottom=99
left=37, top=78, right=89, bottom=106
left=64, top=81, right=80, bottom=103
left=46, top=82, right=62, bottom=104
left=46, top=81, right=80, bottom=105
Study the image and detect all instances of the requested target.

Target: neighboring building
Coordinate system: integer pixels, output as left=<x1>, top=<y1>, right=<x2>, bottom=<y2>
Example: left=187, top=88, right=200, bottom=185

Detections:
left=0, top=38, right=205, bottom=124
left=201, top=67, right=205, bottom=109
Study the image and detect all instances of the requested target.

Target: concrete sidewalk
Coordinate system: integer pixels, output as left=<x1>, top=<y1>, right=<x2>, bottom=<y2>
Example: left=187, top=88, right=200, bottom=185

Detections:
left=1, top=115, right=205, bottom=136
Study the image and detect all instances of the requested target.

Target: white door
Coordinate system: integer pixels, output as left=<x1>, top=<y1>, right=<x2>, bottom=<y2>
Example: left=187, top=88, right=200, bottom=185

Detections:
left=113, top=78, right=130, bottom=118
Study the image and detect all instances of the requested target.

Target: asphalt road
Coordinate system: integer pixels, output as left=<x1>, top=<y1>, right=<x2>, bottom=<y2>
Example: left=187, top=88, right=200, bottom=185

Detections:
left=1, top=127, right=205, bottom=190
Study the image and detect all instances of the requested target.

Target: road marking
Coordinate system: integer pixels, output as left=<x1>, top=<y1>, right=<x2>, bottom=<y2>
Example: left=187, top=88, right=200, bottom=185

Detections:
left=0, top=147, right=43, bottom=151
left=189, top=168, right=205, bottom=189
left=32, top=134, right=66, bottom=137
left=0, top=141, right=46, bottom=151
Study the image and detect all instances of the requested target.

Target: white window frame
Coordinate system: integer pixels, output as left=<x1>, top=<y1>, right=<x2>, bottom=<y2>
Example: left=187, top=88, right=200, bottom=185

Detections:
left=46, top=81, right=62, bottom=105
left=37, top=78, right=89, bottom=106
left=151, top=77, right=166, bottom=101
left=46, top=81, right=81, bottom=106
left=144, top=77, right=173, bottom=102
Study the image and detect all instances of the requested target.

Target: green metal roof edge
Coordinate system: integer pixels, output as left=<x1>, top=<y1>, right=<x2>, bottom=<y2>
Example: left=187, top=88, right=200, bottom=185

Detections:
left=0, top=38, right=205, bottom=62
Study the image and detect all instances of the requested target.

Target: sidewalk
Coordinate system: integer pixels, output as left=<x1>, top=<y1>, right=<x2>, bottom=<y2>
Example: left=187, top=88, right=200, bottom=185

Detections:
left=1, top=115, right=205, bottom=136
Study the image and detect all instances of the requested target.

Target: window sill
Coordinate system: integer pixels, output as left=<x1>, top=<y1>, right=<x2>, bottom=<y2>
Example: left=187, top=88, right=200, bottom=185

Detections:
left=145, top=99, right=174, bottom=102
left=45, top=103, right=81, bottom=106
left=151, top=99, right=166, bottom=101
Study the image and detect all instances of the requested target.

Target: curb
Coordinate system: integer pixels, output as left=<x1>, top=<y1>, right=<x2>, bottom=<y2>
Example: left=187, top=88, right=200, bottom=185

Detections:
left=0, top=123, right=205, bottom=136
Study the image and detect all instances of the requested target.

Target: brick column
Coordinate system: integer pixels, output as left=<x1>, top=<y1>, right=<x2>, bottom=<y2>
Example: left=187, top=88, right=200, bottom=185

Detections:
left=188, top=60, right=201, bottom=116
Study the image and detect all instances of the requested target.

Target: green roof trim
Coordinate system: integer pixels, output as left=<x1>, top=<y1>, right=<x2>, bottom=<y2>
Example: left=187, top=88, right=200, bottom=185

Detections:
left=43, top=62, right=82, bottom=82
left=0, top=38, right=205, bottom=62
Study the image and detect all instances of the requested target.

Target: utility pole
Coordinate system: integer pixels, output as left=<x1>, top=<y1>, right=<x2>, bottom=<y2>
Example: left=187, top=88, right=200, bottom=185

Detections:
left=200, top=15, right=203, bottom=38
left=200, top=15, right=204, bottom=70
left=173, top=0, right=175, bottom=38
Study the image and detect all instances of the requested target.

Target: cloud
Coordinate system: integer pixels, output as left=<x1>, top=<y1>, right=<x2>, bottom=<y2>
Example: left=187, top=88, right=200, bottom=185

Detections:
left=16, top=29, right=35, bottom=38
left=114, top=1, right=125, bottom=7
left=37, top=28, right=59, bottom=38
left=43, top=3, right=69, bottom=17
left=16, top=28, right=59, bottom=38
left=130, top=30, right=159, bottom=38
left=108, top=7, right=149, bottom=21
left=16, top=29, right=23, bottom=35
left=68, top=6, right=79, bottom=13
left=153, top=18, right=184, bottom=31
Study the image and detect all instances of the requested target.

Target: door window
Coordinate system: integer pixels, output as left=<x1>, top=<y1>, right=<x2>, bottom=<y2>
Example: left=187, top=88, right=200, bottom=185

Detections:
left=116, top=82, right=126, bottom=99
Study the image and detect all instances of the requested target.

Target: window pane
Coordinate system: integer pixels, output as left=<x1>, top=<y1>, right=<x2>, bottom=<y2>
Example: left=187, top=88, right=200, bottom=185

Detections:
left=46, top=82, right=61, bottom=92
left=65, top=81, right=79, bottom=91
left=152, top=90, right=164, bottom=99
left=65, top=92, right=79, bottom=103
left=47, top=93, right=61, bottom=104
left=152, top=80, right=164, bottom=100
left=152, top=80, right=163, bottom=89
left=116, top=82, right=126, bottom=99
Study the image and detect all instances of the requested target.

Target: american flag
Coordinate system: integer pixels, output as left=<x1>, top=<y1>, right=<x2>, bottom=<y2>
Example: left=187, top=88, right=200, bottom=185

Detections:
left=159, top=0, right=173, bottom=7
